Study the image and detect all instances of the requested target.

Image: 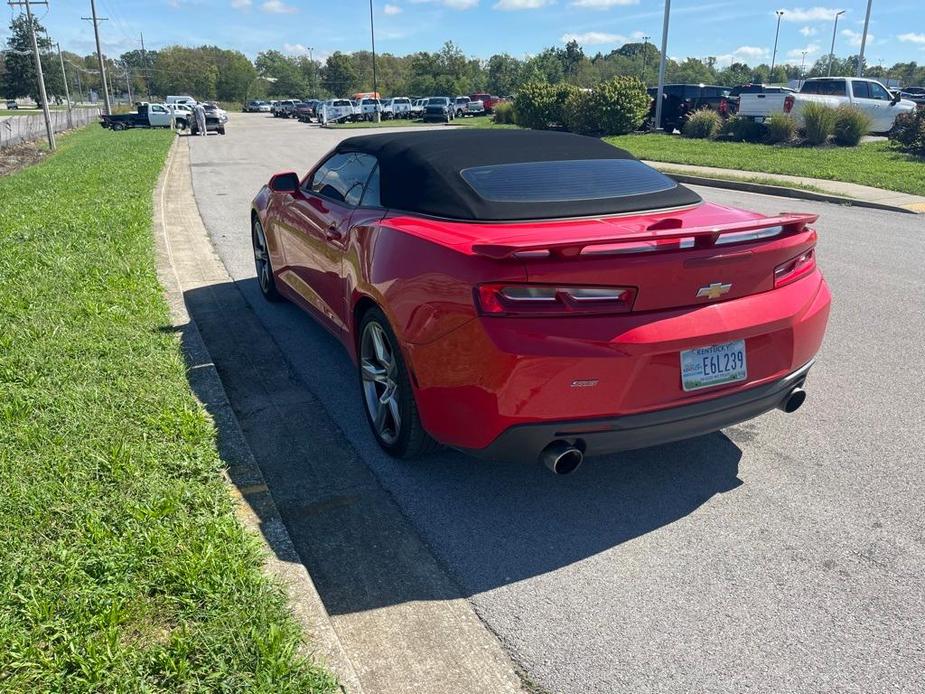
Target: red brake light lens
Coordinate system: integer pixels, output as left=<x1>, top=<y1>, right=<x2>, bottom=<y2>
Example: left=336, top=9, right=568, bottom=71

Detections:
left=476, top=284, right=637, bottom=316
left=774, top=247, right=816, bottom=288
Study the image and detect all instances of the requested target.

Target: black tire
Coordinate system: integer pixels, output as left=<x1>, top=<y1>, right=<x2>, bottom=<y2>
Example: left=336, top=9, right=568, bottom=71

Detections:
left=112, top=122, right=125, bottom=131
left=218, top=127, right=226, bottom=135
left=358, top=307, right=439, bottom=459
left=252, top=217, right=282, bottom=302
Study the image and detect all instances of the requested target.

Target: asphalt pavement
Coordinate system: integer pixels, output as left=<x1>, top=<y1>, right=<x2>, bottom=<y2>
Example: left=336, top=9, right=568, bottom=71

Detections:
left=186, top=113, right=925, bottom=693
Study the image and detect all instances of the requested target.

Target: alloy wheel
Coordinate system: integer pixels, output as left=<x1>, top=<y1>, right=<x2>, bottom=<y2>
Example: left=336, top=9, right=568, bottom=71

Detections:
left=252, top=220, right=271, bottom=293
left=360, top=321, right=401, bottom=445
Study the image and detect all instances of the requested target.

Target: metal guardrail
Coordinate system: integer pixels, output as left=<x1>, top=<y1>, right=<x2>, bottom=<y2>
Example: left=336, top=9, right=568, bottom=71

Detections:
left=0, top=107, right=101, bottom=149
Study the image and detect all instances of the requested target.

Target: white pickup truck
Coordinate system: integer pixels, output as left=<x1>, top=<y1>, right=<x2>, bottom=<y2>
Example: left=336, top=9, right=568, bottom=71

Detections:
left=738, top=77, right=917, bottom=133
left=383, top=97, right=413, bottom=119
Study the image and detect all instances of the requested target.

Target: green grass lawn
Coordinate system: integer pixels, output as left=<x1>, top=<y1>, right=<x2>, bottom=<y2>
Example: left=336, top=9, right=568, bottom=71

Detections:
left=606, top=134, right=925, bottom=196
left=0, top=127, right=336, bottom=692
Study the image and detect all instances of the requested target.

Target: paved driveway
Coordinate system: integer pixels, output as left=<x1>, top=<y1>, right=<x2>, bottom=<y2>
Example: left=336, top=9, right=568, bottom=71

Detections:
left=187, top=113, right=925, bottom=693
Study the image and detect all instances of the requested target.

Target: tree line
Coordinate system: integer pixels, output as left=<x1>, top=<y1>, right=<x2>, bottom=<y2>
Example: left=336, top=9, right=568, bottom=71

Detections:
left=3, top=14, right=924, bottom=105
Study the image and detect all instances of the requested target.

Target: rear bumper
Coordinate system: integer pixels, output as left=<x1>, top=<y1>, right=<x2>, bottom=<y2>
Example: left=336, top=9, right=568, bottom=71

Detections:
left=465, top=360, right=813, bottom=463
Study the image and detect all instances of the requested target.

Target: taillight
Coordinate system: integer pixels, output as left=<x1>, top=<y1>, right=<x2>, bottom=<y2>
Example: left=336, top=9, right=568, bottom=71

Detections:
left=774, top=248, right=816, bottom=288
left=475, top=284, right=637, bottom=316
left=784, top=95, right=795, bottom=113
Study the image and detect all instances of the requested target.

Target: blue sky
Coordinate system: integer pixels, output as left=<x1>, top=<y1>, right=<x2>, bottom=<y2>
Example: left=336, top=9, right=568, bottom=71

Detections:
left=14, top=1, right=925, bottom=67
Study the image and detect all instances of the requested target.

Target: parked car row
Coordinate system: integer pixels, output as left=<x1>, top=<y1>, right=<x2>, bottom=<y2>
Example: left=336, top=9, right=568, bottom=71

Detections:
left=646, top=78, right=919, bottom=134
left=255, top=93, right=503, bottom=125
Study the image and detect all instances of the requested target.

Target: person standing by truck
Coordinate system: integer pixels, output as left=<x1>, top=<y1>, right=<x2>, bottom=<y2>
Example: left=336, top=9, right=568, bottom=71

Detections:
left=193, top=103, right=207, bottom=136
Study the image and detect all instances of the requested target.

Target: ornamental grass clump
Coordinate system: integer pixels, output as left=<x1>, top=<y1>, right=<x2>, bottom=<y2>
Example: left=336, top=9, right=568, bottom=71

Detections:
left=833, top=105, right=872, bottom=146
left=802, top=102, right=837, bottom=145
left=765, top=112, right=797, bottom=144
left=681, top=109, right=722, bottom=139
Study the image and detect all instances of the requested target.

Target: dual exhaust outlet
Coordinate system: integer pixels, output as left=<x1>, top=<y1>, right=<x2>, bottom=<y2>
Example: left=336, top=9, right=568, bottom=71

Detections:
left=538, top=386, right=807, bottom=475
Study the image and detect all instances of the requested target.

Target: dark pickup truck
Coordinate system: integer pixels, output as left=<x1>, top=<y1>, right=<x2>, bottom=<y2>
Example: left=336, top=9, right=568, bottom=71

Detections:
left=646, top=84, right=731, bottom=132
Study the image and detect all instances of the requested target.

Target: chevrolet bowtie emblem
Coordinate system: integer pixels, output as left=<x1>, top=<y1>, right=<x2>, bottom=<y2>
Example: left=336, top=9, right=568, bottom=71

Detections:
left=696, top=282, right=732, bottom=300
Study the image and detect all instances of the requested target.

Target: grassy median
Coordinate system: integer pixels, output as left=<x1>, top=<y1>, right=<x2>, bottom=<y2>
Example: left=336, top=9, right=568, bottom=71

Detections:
left=0, top=127, right=336, bottom=692
left=607, top=133, right=925, bottom=196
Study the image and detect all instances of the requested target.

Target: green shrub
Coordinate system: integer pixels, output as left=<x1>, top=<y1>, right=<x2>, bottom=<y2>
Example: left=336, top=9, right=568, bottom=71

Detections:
left=832, top=105, right=872, bottom=146
left=720, top=115, right=765, bottom=142
left=513, top=82, right=578, bottom=129
left=562, top=76, right=650, bottom=136
left=492, top=101, right=514, bottom=124
left=889, top=109, right=925, bottom=155
left=801, top=102, right=837, bottom=145
left=765, top=112, right=797, bottom=143
left=681, top=108, right=721, bottom=139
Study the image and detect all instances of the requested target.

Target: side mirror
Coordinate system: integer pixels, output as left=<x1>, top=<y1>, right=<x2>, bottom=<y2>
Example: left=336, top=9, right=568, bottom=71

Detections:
left=891, top=92, right=902, bottom=105
left=268, top=171, right=300, bottom=193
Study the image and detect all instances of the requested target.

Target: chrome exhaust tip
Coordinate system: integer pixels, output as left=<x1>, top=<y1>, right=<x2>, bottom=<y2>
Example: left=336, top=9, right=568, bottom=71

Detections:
left=539, top=440, right=584, bottom=475
left=779, top=386, right=807, bottom=414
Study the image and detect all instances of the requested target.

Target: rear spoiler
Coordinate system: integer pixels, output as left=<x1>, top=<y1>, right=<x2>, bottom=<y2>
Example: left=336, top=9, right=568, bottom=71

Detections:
left=471, top=213, right=817, bottom=259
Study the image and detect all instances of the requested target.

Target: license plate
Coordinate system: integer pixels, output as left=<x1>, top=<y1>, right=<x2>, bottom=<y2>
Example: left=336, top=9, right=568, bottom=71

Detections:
left=680, top=340, right=747, bottom=392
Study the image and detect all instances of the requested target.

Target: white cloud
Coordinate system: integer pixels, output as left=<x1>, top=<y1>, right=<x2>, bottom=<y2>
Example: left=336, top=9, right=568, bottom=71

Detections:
left=715, top=45, right=769, bottom=66
left=494, top=0, right=552, bottom=8
left=282, top=43, right=311, bottom=56
left=230, top=0, right=251, bottom=8
left=841, top=28, right=872, bottom=48
left=410, top=0, right=478, bottom=7
left=560, top=32, right=626, bottom=45
left=779, top=7, right=845, bottom=23
left=898, top=33, right=925, bottom=44
left=569, top=0, right=638, bottom=9
left=799, top=25, right=817, bottom=36
left=261, top=0, right=297, bottom=13
left=383, top=3, right=402, bottom=13
left=786, top=43, right=821, bottom=60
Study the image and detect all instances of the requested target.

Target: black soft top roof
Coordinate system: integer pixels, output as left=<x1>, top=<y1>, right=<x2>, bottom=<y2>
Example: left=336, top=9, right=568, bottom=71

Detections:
left=335, top=129, right=701, bottom=221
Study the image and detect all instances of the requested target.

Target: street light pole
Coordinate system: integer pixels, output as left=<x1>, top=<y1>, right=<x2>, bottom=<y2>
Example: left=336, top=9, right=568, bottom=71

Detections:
left=369, top=0, right=379, bottom=123
left=641, top=35, right=650, bottom=81
left=856, top=0, right=872, bottom=77
left=653, top=0, right=671, bottom=131
left=308, top=46, right=315, bottom=98
left=770, top=10, right=784, bottom=73
left=827, top=9, right=845, bottom=77
left=799, top=51, right=807, bottom=88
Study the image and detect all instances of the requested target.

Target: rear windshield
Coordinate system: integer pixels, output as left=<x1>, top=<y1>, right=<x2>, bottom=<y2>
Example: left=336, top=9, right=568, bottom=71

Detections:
left=427, top=97, right=448, bottom=105
left=332, top=100, right=351, bottom=106
left=460, top=159, right=678, bottom=203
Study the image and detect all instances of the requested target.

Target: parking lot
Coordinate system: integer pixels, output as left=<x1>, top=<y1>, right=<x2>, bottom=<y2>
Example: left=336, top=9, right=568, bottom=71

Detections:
left=185, top=112, right=925, bottom=693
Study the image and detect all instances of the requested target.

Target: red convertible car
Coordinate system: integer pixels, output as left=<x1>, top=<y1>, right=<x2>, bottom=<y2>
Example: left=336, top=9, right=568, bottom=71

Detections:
left=251, top=130, right=830, bottom=474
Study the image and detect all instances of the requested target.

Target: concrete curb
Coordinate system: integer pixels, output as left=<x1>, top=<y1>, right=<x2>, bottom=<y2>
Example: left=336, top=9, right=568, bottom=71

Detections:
left=654, top=170, right=921, bottom=215
left=152, top=137, right=365, bottom=694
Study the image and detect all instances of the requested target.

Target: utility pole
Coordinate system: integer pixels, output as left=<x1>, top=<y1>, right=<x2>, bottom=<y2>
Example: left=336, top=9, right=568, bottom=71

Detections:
left=369, top=0, right=379, bottom=123
left=654, top=0, right=671, bottom=131
left=827, top=9, right=845, bottom=77
left=55, top=41, right=72, bottom=126
left=856, top=0, right=872, bottom=77
left=74, top=65, right=83, bottom=103
left=8, top=1, right=55, bottom=150
left=770, top=10, right=784, bottom=74
left=82, top=0, right=111, bottom=115
left=123, top=64, right=133, bottom=104
left=140, top=32, right=150, bottom=99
